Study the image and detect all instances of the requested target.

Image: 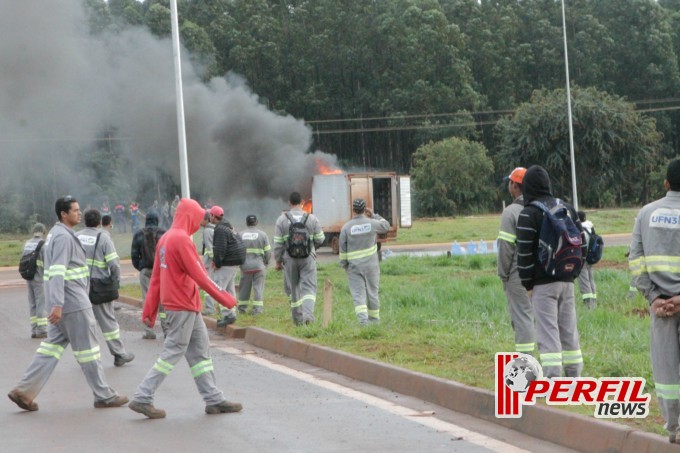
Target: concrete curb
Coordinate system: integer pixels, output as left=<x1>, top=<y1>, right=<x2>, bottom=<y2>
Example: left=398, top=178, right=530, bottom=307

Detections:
left=243, top=327, right=673, bottom=453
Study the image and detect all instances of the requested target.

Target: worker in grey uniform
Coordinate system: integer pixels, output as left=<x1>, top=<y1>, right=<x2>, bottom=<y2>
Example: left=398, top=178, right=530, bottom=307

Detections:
left=577, top=211, right=598, bottom=309
left=629, top=158, right=680, bottom=444
left=274, top=191, right=325, bottom=325
left=339, top=199, right=390, bottom=325
left=202, top=205, right=238, bottom=326
left=22, top=223, right=48, bottom=338
left=238, top=215, right=271, bottom=315
left=77, top=209, right=134, bottom=367
left=8, top=196, right=128, bottom=411
left=497, top=167, right=536, bottom=355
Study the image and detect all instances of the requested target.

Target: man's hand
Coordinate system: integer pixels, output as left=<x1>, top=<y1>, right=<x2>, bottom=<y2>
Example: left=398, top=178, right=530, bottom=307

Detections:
left=364, top=208, right=373, bottom=218
left=275, top=261, right=283, bottom=271
left=143, top=317, right=154, bottom=328
left=652, top=298, right=674, bottom=317
left=48, top=306, right=62, bottom=325
left=663, top=296, right=680, bottom=317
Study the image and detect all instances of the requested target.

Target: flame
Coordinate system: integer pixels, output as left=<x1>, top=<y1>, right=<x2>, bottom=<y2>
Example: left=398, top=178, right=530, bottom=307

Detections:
left=315, top=158, right=343, bottom=175
left=301, top=199, right=313, bottom=214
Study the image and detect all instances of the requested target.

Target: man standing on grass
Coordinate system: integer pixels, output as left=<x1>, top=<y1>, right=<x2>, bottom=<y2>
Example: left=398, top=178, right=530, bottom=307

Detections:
left=629, top=158, right=680, bottom=444
left=8, top=196, right=128, bottom=412
left=496, top=167, right=536, bottom=355
left=129, top=198, right=241, bottom=419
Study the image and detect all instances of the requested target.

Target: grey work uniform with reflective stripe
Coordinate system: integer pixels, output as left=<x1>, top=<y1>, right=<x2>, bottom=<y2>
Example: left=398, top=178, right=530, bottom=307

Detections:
left=14, top=222, right=118, bottom=404
left=202, top=223, right=238, bottom=317
left=629, top=191, right=680, bottom=436
left=77, top=227, right=127, bottom=358
left=577, top=220, right=597, bottom=303
left=274, top=208, right=325, bottom=325
left=23, top=235, right=47, bottom=335
left=339, top=213, right=390, bottom=324
left=497, top=195, right=535, bottom=354
left=238, top=227, right=271, bottom=314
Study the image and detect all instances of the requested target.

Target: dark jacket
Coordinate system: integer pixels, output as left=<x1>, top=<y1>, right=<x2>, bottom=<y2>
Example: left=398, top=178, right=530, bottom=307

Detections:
left=131, top=211, right=166, bottom=271
left=516, top=165, right=584, bottom=290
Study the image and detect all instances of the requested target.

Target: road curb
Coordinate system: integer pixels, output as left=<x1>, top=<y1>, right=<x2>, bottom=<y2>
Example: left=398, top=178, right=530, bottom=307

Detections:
left=243, top=327, right=672, bottom=453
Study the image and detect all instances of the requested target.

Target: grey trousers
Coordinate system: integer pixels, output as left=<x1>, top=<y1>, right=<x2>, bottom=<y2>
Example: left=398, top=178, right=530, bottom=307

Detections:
left=132, top=311, right=227, bottom=406
left=92, top=301, right=126, bottom=357
left=502, top=274, right=535, bottom=354
left=284, top=256, right=317, bottom=324
left=577, top=263, right=597, bottom=301
left=205, top=266, right=238, bottom=319
left=650, top=308, right=680, bottom=435
left=14, top=308, right=118, bottom=404
left=238, top=270, right=265, bottom=313
left=140, top=268, right=168, bottom=335
left=346, top=264, right=380, bottom=324
left=27, top=280, right=47, bottom=335
left=531, top=282, right=583, bottom=378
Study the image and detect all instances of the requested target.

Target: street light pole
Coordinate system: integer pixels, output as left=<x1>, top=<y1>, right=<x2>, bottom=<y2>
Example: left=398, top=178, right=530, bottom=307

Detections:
left=561, top=0, right=578, bottom=211
left=170, top=0, right=190, bottom=198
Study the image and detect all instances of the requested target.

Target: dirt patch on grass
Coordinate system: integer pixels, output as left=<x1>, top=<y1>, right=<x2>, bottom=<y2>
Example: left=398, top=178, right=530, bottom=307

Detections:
left=629, top=307, right=649, bottom=318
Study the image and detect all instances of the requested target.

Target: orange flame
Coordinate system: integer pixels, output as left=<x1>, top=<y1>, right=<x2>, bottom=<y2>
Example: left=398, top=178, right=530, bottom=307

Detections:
left=301, top=199, right=313, bottom=214
left=315, top=158, right=343, bottom=175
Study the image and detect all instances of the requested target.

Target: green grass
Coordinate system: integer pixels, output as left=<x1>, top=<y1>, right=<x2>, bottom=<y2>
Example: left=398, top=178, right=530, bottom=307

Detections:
left=120, top=243, right=665, bottom=435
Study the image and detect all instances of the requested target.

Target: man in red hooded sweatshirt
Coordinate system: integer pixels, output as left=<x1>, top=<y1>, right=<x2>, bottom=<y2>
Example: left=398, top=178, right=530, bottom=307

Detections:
left=128, top=198, right=242, bottom=419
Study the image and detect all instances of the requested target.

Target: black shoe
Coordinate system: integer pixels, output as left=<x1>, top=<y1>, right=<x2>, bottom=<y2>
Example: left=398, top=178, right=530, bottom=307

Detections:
left=114, top=353, right=135, bottom=367
left=216, top=315, right=236, bottom=328
left=142, top=331, right=156, bottom=340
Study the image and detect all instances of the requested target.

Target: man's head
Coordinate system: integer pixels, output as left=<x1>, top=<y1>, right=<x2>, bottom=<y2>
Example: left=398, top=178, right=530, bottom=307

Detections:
left=246, top=214, right=258, bottom=227
left=352, top=198, right=366, bottom=214
left=209, top=205, right=224, bottom=224
left=84, top=209, right=102, bottom=228
left=55, top=196, right=81, bottom=227
left=577, top=211, right=586, bottom=222
left=289, top=192, right=302, bottom=207
left=102, top=214, right=113, bottom=229
left=665, top=158, right=680, bottom=192
left=503, top=167, right=526, bottom=198
left=32, top=223, right=46, bottom=237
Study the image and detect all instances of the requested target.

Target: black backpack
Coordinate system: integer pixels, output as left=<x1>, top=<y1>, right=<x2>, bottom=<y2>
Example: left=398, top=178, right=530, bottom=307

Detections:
left=585, top=226, right=604, bottom=265
left=19, top=240, right=45, bottom=281
left=286, top=212, right=311, bottom=259
left=213, top=221, right=246, bottom=267
left=141, top=227, right=162, bottom=269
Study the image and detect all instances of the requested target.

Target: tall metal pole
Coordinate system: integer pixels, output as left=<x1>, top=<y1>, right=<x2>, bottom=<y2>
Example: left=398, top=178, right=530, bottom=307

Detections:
left=561, top=0, right=578, bottom=210
left=170, top=0, right=190, bottom=198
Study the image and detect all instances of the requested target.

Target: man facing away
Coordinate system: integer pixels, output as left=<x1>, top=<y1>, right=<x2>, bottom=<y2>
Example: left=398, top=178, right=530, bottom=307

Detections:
left=629, top=158, right=680, bottom=444
left=496, top=167, right=536, bottom=355
left=131, top=210, right=168, bottom=340
left=577, top=211, right=598, bottom=310
left=22, top=222, right=48, bottom=338
left=339, top=199, right=390, bottom=325
left=516, top=165, right=584, bottom=378
left=128, top=198, right=241, bottom=419
left=8, top=196, right=128, bottom=411
left=76, top=209, right=134, bottom=367
left=274, top=191, right=325, bottom=325
left=238, top=215, right=271, bottom=315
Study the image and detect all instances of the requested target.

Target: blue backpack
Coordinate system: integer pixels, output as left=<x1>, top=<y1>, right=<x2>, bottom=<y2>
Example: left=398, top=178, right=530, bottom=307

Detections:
left=584, top=226, right=604, bottom=265
left=530, top=200, right=583, bottom=279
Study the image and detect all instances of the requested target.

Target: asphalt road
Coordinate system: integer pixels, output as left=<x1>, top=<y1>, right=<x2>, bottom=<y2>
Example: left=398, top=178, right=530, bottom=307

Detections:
left=0, top=282, right=577, bottom=452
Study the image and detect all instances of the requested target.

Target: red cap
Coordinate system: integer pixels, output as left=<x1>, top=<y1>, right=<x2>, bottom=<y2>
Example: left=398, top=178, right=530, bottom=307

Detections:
left=209, top=206, right=224, bottom=217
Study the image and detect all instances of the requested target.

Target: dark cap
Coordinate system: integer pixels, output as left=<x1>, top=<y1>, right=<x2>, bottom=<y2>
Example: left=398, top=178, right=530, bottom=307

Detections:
left=246, top=214, right=257, bottom=226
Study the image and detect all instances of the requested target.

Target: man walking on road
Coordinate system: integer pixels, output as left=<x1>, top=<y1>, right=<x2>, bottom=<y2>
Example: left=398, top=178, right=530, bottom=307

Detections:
left=77, top=209, right=134, bottom=367
left=129, top=198, right=242, bottom=419
left=274, top=192, right=325, bottom=325
left=238, top=215, right=271, bottom=315
left=339, top=199, right=390, bottom=325
left=497, top=167, right=536, bottom=355
left=629, top=158, right=680, bottom=443
left=8, top=196, right=128, bottom=412
left=21, top=223, right=48, bottom=338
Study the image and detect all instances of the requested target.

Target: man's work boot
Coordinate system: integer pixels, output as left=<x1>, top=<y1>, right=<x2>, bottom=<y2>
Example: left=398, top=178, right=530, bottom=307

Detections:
left=142, top=330, right=156, bottom=340
left=129, top=401, right=166, bottom=419
left=8, top=389, right=38, bottom=412
left=114, top=352, right=135, bottom=367
left=94, top=395, right=129, bottom=408
left=205, top=400, right=242, bottom=414
left=216, top=313, right=237, bottom=328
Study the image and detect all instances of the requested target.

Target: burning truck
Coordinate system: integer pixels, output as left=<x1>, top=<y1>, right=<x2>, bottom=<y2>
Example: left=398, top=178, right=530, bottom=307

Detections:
left=305, top=164, right=412, bottom=254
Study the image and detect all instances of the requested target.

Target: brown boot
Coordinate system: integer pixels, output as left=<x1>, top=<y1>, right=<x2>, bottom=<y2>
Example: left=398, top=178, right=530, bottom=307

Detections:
left=8, top=389, right=38, bottom=412
left=205, top=400, right=242, bottom=414
left=129, top=401, right=166, bottom=419
left=94, top=395, right=129, bottom=408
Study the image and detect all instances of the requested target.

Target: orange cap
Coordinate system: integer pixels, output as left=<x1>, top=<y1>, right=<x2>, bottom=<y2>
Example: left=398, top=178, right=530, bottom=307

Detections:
left=504, top=167, right=526, bottom=184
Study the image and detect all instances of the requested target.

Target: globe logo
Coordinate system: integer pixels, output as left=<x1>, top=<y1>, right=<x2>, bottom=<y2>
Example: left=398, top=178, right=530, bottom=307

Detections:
left=503, top=354, right=543, bottom=393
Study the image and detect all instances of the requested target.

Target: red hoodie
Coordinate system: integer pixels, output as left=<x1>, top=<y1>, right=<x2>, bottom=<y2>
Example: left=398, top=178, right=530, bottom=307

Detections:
left=143, top=198, right=236, bottom=326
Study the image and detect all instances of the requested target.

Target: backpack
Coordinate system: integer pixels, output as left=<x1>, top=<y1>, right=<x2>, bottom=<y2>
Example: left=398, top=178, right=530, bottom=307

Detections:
left=141, top=227, right=161, bottom=269
left=530, top=200, right=584, bottom=279
left=285, top=213, right=311, bottom=259
left=213, top=221, right=246, bottom=267
left=584, top=226, right=604, bottom=265
left=19, top=240, right=44, bottom=281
